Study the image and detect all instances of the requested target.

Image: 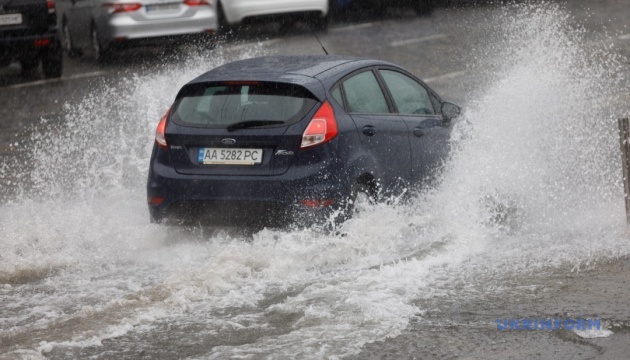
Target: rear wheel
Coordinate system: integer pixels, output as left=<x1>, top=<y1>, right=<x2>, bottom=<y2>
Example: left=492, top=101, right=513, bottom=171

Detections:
left=20, top=57, right=39, bottom=77
left=0, top=55, right=11, bottom=68
left=337, top=182, right=377, bottom=224
left=216, top=2, right=233, bottom=38
left=91, top=25, right=110, bottom=62
left=414, top=0, right=434, bottom=16
left=350, top=183, right=377, bottom=214
left=62, top=21, right=82, bottom=58
left=366, top=0, right=387, bottom=18
left=42, top=49, right=63, bottom=78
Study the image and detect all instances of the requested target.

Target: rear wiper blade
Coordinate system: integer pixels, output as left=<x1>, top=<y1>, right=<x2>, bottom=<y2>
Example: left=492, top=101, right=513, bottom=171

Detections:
left=226, top=120, right=285, bottom=132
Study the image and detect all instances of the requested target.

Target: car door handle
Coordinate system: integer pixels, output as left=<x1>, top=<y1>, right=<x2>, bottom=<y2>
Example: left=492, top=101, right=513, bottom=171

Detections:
left=362, top=125, right=376, bottom=136
left=413, top=127, right=424, bottom=137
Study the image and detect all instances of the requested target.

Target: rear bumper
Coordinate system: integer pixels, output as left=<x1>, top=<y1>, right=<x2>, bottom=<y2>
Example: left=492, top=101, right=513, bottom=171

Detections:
left=0, top=30, right=61, bottom=61
left=223, top=0, right=328, bottom=24
left=147, top=146, right=351, bottom=226
left=104, top=7, right=217, bottom=42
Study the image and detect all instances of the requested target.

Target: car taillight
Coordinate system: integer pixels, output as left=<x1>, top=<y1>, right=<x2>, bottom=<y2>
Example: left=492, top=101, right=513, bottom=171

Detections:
left=34, top=38, right=51, bottom=47
left=155, top=108, right=170, bottom=150
left=300, top=100, right=338, bottom=149
left=148, top=196, right=164, bottom=206
left=46, top=0, right=55, bottom=14
left=183, top=0, right=210, bottom=6
left=299, top=199, right=335, bottom=208
left=102, top=3, right=142, bottom=13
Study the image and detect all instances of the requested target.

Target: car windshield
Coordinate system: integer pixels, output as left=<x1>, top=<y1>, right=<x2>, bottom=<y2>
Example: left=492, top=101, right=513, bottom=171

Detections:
left=171, top=82, right=318, bottom=128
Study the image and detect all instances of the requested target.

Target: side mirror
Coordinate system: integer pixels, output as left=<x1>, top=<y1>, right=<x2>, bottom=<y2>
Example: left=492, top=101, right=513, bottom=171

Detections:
left=441, top=102, right=461, bottom=121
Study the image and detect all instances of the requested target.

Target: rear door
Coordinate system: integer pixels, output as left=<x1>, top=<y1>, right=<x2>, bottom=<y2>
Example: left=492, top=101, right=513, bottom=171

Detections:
left=377, top=68, right=451, bottom=183
left=338, top=69, right=412, bottom=191
left=165, top=81, right=319, bottom=176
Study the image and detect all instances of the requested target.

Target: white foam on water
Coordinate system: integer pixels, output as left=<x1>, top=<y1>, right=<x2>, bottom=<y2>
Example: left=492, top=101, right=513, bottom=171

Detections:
left=574, top=328, right=614, bottom=339
left=1, top=3, right=630, bottom=358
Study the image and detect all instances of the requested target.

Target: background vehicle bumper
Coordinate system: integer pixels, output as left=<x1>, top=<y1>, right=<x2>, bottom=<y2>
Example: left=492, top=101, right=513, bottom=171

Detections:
left=106, top=8, right=217, bottom=41
left=224, top=0, right=328, bottom=24
left=0, top=31, right=60, bottom=61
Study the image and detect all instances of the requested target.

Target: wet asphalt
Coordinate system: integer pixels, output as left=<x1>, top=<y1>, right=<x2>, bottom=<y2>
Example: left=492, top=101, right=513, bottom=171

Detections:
left=2, top=0, right=630, bottom=358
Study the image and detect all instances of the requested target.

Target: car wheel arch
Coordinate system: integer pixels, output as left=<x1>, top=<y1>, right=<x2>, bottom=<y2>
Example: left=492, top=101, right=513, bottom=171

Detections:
left=335, top=172, right=379, bottom=225
left=345, top=154, right=381, bottom=196
left=355, top=173, right=379, bottom=198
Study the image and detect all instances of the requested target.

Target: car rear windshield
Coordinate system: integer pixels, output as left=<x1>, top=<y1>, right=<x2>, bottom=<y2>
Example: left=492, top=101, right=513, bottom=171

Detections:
left=171, top=82, right=318, bottom=128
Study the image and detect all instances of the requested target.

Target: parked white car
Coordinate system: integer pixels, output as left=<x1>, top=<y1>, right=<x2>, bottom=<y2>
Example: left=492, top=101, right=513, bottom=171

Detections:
left=217, top=0, right=329, bottom=32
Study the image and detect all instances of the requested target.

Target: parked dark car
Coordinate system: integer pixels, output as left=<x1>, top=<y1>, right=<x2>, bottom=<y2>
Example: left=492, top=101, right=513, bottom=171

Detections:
left=147, top=55, right=460, bottom=227
left=0, top=0, right=63, bottom=78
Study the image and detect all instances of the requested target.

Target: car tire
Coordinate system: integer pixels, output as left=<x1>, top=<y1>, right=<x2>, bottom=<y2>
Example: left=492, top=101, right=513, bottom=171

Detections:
left=278, top=17, right=297, bottom=35
left=350, top=183, right=376, bottom=214
left=337, top=182, right=377, bottom=224
left=62, top=21, right=82, bottom=58
left=91, top=25, right=110, bottom=63
left=0, top=55, right=11, bottom=68
left=20, top=57, right=39, bottom=76
left=216, top=2, right=233, bottom=38
left=42, top=48, right=63, bottom=78
left=365, top=0, right=386, bottom=18
left=414, top=0, right=434, bottom=16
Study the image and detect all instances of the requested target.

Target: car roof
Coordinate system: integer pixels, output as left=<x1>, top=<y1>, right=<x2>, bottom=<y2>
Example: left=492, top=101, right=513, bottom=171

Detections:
left=185, top=55, right=396, bottom=101
left=191, top=55, right=393, bottom=80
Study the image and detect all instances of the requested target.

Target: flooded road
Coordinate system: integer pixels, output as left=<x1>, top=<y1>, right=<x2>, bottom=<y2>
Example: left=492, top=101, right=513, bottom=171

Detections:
left=2, top=1, right=630, bottom=358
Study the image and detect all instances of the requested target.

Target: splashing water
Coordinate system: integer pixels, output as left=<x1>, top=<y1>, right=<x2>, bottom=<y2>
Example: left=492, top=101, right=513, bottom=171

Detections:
left=1, top=3, right=630, bottom=358
left=422, top=2, right=627, bottom=248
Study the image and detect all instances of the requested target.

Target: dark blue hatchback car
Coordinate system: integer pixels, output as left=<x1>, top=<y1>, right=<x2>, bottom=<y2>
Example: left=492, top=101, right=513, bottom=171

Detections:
left=147, top=55, right=460, bottom=227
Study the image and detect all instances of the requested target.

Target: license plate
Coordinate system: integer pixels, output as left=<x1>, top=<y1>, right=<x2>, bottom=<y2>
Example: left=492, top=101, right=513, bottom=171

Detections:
left=0, top=13, right=22, bottom=26
left=146, top=3, right=180, bottom=12
left=198, top=148, right=263, bottom=165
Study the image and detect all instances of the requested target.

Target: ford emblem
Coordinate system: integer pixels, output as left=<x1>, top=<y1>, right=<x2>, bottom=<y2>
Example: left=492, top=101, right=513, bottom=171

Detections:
left=221, top=138, right=237, bottom=145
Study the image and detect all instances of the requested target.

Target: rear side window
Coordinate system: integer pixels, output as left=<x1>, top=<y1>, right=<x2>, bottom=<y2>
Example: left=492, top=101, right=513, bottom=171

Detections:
left=331, top=86, right=344, bottom=107
left=342, top=71, right=390, bottom=114
left=172, top=82, right=318, bottom=127
left=380, top=70, right=435, bottom=115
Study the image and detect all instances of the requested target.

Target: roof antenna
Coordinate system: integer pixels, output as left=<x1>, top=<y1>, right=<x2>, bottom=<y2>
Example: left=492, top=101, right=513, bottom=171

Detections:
left=307, top=23, right=329, bottom=55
